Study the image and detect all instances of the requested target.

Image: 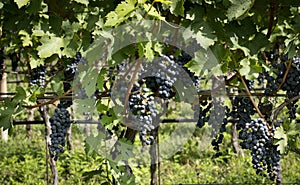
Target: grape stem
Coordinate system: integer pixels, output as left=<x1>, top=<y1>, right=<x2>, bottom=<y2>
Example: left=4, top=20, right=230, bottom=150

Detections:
left=274, top=58, right=293, bottom=95
left=236, top=71, right=268, bottom=126
left=272, top=94, right=300, bottom=123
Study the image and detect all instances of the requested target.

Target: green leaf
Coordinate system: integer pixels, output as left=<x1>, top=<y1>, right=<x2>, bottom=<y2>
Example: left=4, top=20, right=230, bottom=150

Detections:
left=81, top=67, right=98, bottom=97
left=105, top=0, right=136, bottom=27
left=185, top=51, right=208, bottom=75
left=144, top=42, right=154, bottom=61
left=0, top=98, right=17, bottom=130
left=29, top=88, right=44, bottom=102
left=96, top=68, right=107, bottom=92
left=227, top=0, right=254, bottom=21
left=14, top=0, right=30, bottom=8
left=193, top=30, right=215, bottom=50
left=27, top=0, right=42, bottom=15
left=239, top=58, right=250, bottom=76
left=73, top=0, right=89, bottom=6
left=229, top=35, right=250, bottom=56
left=274, top=127, right=288, bottom=154
left=154, top=0, right=173, bottom=5
left=168, top=0, right=184, bottom=16
left=28, top=53, right=44, bottom=69
left=74, top=99, right=95, bottom=116
left=144, top=3, right=165, bottom=20
left=13, top=86, right=27, bottom=103
left=51, top=73, right=64, bottom=95
left=37, top=36, right=65, bottom=58
left=19, top=30, right=32, bottom=47
left=0, top=110, right=13, bottom=130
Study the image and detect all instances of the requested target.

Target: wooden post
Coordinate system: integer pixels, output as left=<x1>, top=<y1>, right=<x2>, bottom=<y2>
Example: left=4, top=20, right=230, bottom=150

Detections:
left=40, top=105, right=59, bottom=185
left=26, top=109, right=34, bottom=138
left=231, top=122, right=244, bottom=157
left=1, top=63, right=8, bottom=141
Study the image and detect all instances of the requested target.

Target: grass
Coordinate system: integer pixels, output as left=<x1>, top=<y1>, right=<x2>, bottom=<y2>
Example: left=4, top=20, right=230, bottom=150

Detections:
left=0, top=124, right=300, bottom=185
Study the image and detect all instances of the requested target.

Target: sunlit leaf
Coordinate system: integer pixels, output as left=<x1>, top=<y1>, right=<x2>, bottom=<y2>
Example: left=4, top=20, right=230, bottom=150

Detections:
left=37, top=36, right=65, bottom=58
left=14, top=0, right=29, bottom=8
left=227, top=0, right=254, bottom=21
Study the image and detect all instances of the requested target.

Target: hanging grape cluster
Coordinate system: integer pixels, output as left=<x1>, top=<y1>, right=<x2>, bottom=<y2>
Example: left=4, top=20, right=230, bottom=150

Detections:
left=49, top=105, right=71, bottom=161
left=111, top=51, right=200, bottom=145
left=49, top=52, right=83, bottom=161
left=259, top=52, right=300, bottom=120
left=29, top=65, right=46, bottom=88
left=239, top=118, right=281, bottom=183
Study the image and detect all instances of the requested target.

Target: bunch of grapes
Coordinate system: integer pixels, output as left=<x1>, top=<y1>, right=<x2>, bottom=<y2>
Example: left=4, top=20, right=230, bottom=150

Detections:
left=211, top=104, right=230, bottom=157
left=195, top=100, right=211, bottom=128
left=60, top=52, right=87, bottom=108
left=49, top=104, right=71, bottom=161
left=173, top=51, right=201, bottom=91
left=128, top=82, right=158, bottom=145
left=239, top=118, right=281, bottom=183
left=260, top=52, right=300, bottom=120
left=29, top=65, right=46, bottom=88
left=231, top=96, right=256, bottom=130
left=126, top=55, right=185, bottom=144
left=64, top=52, right=82, bottom=81
left=49, top=52, right=86, bottom=160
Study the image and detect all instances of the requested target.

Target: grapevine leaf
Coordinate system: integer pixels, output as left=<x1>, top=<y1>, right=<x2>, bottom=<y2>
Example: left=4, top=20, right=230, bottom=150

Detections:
left=248, top=33, right=269, bottom=55
left=28, top=88, right=44, bottom=102
left=239, top=58, right=250, bottom=76
left=27, top=0, right=42, bottom=15
left=168, top=0, right=184, bottom=16
left=0, top=110, right=13, bottom=130
left=28, top=52, right=44, bottom=69
left=105, top=0, right=136, bottom=27
left=96, top=102, right=108, bottom=113
left=51, top=74, right=64, bottom=96
left=193, top=30, right=215, bottom=50
left=230, top=35, right=250, bottom=56
left=81, top=67, right=98, bottom=97
left=85, top=134, right=104, bottom=154
left=274, top=127, right=288, bottom=154
left=227, top=0, right=254, bottom=21
left=96, top=68, right=106, bottom=92
left=144, top=4, right=165, bottom=20
left=37, top=36, right=65, bottom=58
left=0, top=98, right=17, bottom=130
left=73, top=0, right=89, bottom=6
left=100, top=114, right=114, bottom=125
left=144, top=42, right=154, bottom=61
left=154, top=0, right=173, bottom=5
left=19, top=30, right=32, bottom=47
left=13, top=86, right=27, bottom=103
left=105, top=12, right=119, bottom=27
left=14, top=0, right=30, bottom=8
left=74, top=99, right=95, bottom=116
left=185, top=51, right=208, bottom=76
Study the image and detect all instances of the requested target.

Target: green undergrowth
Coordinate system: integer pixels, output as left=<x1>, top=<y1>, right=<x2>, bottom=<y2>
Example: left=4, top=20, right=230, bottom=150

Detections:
left=0, top=125, right=299, bottom=185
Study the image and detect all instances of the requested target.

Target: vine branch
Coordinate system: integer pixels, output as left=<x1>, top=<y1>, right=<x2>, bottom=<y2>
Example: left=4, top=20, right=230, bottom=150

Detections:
left=266, top=0, right=275, bottom=39
left=274, top=58, right=293, bottom=95
left=22, top=89, right=72, bottom=109
left=272, top=94, right=300, bottom=123
left=237, top=72, right=267, bottom=124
